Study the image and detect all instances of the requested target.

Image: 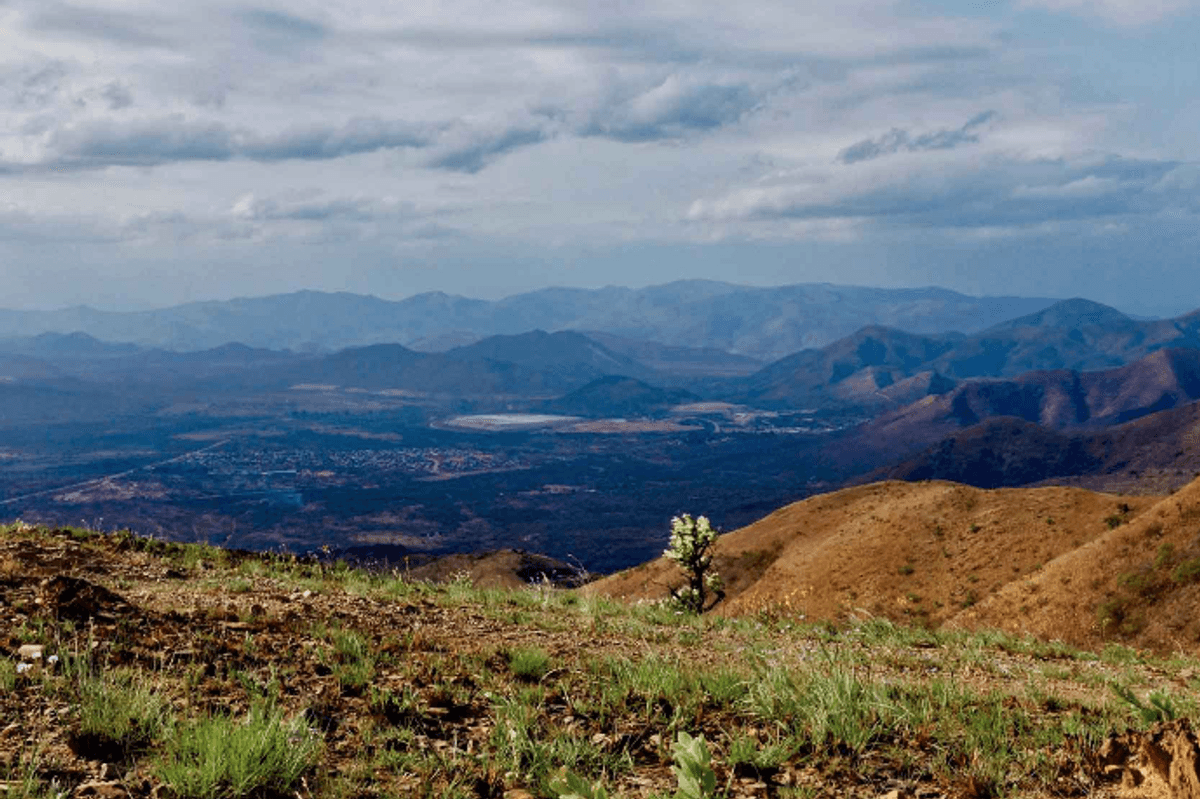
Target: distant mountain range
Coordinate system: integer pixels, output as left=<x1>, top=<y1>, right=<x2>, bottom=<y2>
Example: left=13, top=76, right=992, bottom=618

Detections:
left=0, top=281, right=1062, bottom=361
left=6, top=295, right=1200, bottom=424
left=733, top=298, right=1200, bottom=410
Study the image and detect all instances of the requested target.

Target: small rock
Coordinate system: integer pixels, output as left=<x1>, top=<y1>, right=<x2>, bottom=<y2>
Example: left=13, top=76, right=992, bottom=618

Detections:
left=17, top=644, right=43, bottom=660
left=74, top=780, right=129, bottom=798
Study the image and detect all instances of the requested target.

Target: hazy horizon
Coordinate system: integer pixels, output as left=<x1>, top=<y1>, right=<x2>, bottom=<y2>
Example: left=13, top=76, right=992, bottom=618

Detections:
left=0, top=277, right=1084, bottom=316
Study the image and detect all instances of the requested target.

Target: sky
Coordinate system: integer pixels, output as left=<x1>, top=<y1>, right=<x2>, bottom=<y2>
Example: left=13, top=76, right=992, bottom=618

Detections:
left=1, top=0, right=1198, bottom=316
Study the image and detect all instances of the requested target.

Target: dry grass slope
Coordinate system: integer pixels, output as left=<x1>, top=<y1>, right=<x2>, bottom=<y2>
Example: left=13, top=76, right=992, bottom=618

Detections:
left=589, top=480, right=1163, bottom=639
left=961, top=475, right=1200, bottom=652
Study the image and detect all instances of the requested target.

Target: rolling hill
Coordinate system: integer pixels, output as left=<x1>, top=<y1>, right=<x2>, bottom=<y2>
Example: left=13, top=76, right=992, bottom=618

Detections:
left=588, top=479, right=1160, bottom=630
left=960, top=474, right=1200, bottom=652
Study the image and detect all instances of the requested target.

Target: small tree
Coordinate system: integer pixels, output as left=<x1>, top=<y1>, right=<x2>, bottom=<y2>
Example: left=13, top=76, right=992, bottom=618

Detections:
left=664, top=514, right=725, bottom=613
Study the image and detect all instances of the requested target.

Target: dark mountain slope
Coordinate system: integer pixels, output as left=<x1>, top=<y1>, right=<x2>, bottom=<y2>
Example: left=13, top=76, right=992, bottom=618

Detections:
left=736, top=299, right=1200, bottom=410
left=215, top=332, right=662, bottom=398
left=579, top=331, right=762, bottom=378
left=868, top=348, right=1200, bottom=448
left=933, top=298, right=1200, bottom=378
left=877, top=417, right=1102, bottom=488
left=739, top=326, right=960, bottom=409
left=445, top=331, right=657, bottom=384
left=540, top=376, right=697, bottom=418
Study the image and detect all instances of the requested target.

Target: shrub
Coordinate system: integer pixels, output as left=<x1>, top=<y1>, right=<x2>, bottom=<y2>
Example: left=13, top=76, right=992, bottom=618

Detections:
left=663, top=514, right=724, bottom=613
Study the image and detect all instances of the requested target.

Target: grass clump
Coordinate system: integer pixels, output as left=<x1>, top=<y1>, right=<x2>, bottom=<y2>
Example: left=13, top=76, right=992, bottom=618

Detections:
left=508, top=646, right=553, bottom=681
left=322, top=626, right=376, bottom=695
left=74, top=667, right=172, bottom=760
left=1110, top=683, right=1179, bottom=724
left=156, top=705, right=321, bottom=799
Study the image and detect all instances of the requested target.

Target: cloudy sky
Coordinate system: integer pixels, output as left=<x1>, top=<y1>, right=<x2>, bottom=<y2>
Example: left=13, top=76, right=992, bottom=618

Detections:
left=1, top=0, right=1197, bottom=315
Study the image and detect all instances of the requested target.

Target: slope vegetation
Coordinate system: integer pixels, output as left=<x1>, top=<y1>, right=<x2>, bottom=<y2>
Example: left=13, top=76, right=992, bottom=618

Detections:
left=590, top=480, right=1163, bottom=637
left=959, top=475, right=1200, bottom=652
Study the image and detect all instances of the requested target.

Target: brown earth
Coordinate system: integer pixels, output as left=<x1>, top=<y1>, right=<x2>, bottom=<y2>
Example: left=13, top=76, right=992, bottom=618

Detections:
left=959, top=474, right=1200, bottom=653
left=7, top=522, right=1200, bottom=798
left=588, top=479, right=1173, bottom=645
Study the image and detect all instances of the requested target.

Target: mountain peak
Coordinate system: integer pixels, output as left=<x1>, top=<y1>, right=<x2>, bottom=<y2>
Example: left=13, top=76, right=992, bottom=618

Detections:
left=988, top=298, right=1131, bottom=331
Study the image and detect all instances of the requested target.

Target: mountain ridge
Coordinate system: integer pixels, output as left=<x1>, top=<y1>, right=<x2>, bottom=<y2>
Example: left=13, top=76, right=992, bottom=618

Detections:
left=0, top=282, right=1064, bottom=361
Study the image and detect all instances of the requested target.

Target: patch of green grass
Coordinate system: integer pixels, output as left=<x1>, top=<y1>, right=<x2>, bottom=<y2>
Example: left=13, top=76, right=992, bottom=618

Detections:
left=75, top=667, right=172, bottom=759
left=1171, top=557, right=1200, bottom=584
left=1153, top=542, right=1175, bottom=569
left=489, top=689, right=627, bottom=794
left=156, top=705, right=322, bottom=799
left=324, top=627, right=376, bottom=695
left=508, top=646, right=553, bottom=681
left=0, top=746, right=60, bottom=799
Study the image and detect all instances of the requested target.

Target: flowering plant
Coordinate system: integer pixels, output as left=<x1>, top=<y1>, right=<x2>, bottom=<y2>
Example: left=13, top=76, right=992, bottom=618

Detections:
left=663, top=514, right=724, bottom=613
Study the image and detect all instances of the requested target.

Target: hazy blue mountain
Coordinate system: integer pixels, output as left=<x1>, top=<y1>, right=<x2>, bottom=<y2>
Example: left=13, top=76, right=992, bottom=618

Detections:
left=735, top=299, right=1200, bottom=409
left=229, top=331, right=665, bottom=398
left=0, top=333, right=305, bottom=385
left=580, top=331, right=762, bottom=377
left=0, top=281, right=1062, bottom=361
left=541, top=376, right=697, bottom=418
left=445, top=330, right=657, bottom=383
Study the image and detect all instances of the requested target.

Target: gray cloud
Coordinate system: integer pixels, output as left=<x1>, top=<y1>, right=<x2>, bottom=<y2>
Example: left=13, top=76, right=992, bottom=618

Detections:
left=838, top=111, right=998, bottom=164
left=580, top=76, right=759, bottom=143
left=25, top=3, right=174, bottom=48
left=3, top=60, right=69, bottom=108
left=240, top=7, right=329, bottom=55
left=425, top=125, right=548, bottom=173
left=231, top=194, right=412, bottom=223
left=47, top=117, right=237, bottom=166
left=241, top=118, right=435, bottom=162
left=32, top=116, right=435, bottom=169
left=691, top=154, right=1190, bottom=230
left=241, top=8, right=327, bottom=40
left=101, top=82, right=134, bottom=110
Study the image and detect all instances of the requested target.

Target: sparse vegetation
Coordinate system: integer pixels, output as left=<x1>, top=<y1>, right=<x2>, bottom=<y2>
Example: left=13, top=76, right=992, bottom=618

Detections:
left=5, top=522, right=1200, bottom=798
left=1172, top=556, right=1200, bottom=584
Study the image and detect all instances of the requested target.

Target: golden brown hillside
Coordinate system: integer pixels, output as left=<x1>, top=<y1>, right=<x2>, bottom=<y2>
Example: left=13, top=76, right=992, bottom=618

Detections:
left=959, top=475, right=1200, bottom=652
left=589, top=480, right=1162, bottom=636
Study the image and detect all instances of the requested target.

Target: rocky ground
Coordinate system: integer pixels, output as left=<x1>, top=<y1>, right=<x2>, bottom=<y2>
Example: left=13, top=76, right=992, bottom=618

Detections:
left=5, top=523, right=1200, bottom=798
